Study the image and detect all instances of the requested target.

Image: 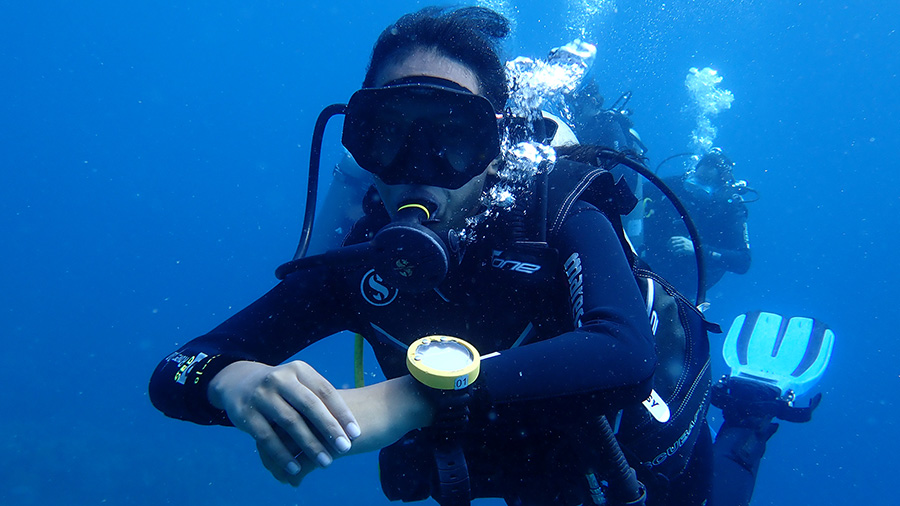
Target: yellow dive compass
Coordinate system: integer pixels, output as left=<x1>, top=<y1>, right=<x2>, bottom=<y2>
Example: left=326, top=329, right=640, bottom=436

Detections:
left=406, top=335, right=481, bottom=390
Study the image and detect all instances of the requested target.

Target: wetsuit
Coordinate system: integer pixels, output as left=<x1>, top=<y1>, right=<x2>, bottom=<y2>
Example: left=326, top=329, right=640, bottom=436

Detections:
left=641, top=176, right=751, bottom=297
left=149, top=159, right=713, bottom=505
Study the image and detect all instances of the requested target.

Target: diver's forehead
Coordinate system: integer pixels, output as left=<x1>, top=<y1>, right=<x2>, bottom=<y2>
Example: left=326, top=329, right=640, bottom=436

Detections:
left=375, top=49, right=481, bottom=96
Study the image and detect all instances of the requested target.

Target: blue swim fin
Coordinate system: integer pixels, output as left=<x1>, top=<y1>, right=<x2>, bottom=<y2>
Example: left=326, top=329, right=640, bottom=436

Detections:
left=722, top=311, right=834, bottom=398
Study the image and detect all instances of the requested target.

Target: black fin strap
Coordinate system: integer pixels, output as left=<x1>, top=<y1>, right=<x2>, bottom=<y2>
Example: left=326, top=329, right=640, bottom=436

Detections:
left=776, top=393, right=823, bottom=423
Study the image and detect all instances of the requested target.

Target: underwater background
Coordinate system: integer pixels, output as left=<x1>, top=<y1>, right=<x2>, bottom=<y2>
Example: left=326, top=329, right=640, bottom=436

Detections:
left=1, top=0, right=896, bottom=504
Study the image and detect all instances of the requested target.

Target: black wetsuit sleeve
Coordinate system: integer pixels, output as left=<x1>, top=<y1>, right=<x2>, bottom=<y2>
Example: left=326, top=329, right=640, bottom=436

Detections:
left=473, top=201, right=656, bottom=417
left=705, top=204, right=751, bottom=275
left=148, top=267, right=350, bottom=425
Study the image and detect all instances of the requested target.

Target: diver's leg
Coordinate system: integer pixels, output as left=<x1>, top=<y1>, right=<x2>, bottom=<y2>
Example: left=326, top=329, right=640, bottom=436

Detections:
left=709, top=311, right=830, bottom=505
left=709, top=419, right=778, bottom=506
left=707, top=378, right=791, bottom=506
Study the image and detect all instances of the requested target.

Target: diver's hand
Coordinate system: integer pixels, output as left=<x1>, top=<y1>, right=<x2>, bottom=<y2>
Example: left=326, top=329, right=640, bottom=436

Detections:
left=668, top=236, right=695, bottom=256
left=207, top=360, right=360, bottom=486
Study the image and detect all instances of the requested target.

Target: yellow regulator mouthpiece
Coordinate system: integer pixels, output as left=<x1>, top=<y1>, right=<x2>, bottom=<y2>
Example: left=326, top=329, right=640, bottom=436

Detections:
left=397, top=203, right=431, bottom=220
left=407, top=335, right=480, bottom=390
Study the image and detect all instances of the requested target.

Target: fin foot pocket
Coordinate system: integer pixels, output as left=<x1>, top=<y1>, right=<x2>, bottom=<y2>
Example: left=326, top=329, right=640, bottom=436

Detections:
left=722, top=311, right=834, bottom=398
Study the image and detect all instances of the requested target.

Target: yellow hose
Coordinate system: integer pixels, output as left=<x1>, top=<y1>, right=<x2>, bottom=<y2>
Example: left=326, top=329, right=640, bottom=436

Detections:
left=354, top=333, right=365, bottom=388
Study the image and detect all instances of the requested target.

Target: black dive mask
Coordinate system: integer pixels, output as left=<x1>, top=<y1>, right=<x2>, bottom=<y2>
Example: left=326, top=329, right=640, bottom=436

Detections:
left=342, top=76, right=501, bottom=189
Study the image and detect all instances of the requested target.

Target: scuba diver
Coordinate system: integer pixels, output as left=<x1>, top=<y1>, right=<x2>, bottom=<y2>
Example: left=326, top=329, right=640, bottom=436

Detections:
left=565, top=78, right=646, bottom=159
left=641, top=148, right=754, bottom=297
left=148, top=6, right=830, bottom=506
left=550, top=64, right=648, bottom=244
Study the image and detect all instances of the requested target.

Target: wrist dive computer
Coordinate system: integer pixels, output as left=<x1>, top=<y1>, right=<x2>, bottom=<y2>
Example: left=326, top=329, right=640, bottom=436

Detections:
left=406, top=335, right=481, bottom=506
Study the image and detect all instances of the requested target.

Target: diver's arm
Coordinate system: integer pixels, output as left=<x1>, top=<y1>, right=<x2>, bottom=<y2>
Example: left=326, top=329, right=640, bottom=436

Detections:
left=148, top=266, right=350, bottom=425
left=337, top=375, right=434, bottom=454
left=206, top=361, right=433, bottom=487
left=707, top=244, right=751, bottom=274
left=472, top=201, right=656, bottom=416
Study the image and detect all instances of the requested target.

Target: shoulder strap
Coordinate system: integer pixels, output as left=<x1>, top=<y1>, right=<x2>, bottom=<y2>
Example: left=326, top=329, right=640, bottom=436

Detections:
left=546, top=158, right=639, bottom=264
left=547, top=158, right=638, bottom=236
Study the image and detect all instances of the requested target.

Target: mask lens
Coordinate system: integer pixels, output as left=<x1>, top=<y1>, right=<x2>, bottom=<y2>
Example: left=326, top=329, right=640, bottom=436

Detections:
left=343, top=84, right=499, bottom=188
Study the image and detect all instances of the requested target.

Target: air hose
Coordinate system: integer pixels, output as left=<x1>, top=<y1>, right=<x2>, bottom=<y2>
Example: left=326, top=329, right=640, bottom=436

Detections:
left=596, top=149, right=709, bottom=305
left=583, top=416, right=646, bottom=506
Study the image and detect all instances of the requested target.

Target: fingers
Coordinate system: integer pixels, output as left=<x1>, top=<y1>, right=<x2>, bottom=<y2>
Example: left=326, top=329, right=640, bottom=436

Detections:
left=234, top=410, right=305, bottom=483
left=258, top=443, right=293, bottom=485
left=668, top=236, right=694, bottom=255
left=282, top=362, right=361, bottom=451
left=256, top=395, right=336, bottom=469
left=248, top=361, right=360, bottom=478
left=258, top=437, right=313, bottom=487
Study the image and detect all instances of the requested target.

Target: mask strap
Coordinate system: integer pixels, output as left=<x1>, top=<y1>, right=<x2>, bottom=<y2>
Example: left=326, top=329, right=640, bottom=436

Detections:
left=381, top=75, right=475, bottom=94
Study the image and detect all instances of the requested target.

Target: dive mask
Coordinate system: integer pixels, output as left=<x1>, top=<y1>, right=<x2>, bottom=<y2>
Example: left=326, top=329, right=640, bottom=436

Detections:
left=342, top=76, right=501, bottom=189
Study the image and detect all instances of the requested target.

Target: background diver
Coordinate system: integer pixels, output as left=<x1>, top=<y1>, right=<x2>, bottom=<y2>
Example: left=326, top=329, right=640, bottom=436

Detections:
left=641, top=148, right=754, bottom=297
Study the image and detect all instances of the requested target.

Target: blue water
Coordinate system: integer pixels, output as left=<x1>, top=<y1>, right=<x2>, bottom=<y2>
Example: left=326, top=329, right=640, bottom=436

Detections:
left=1, top=1, right=896, bottom=504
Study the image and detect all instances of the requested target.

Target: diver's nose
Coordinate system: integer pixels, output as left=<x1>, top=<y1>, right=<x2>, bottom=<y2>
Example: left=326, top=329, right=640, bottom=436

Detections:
left=404, top=127, right=439, bottom=171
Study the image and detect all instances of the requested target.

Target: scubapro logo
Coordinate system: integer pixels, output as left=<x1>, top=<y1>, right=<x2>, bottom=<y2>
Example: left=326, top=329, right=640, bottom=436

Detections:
left=360, top=269, right=399, bottom=307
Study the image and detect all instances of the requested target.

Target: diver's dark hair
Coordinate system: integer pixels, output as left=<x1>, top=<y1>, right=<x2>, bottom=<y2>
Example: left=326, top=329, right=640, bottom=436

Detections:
left=362, top=6, right=510, bottom=111
left=555, top=143, right=646, bottom=165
